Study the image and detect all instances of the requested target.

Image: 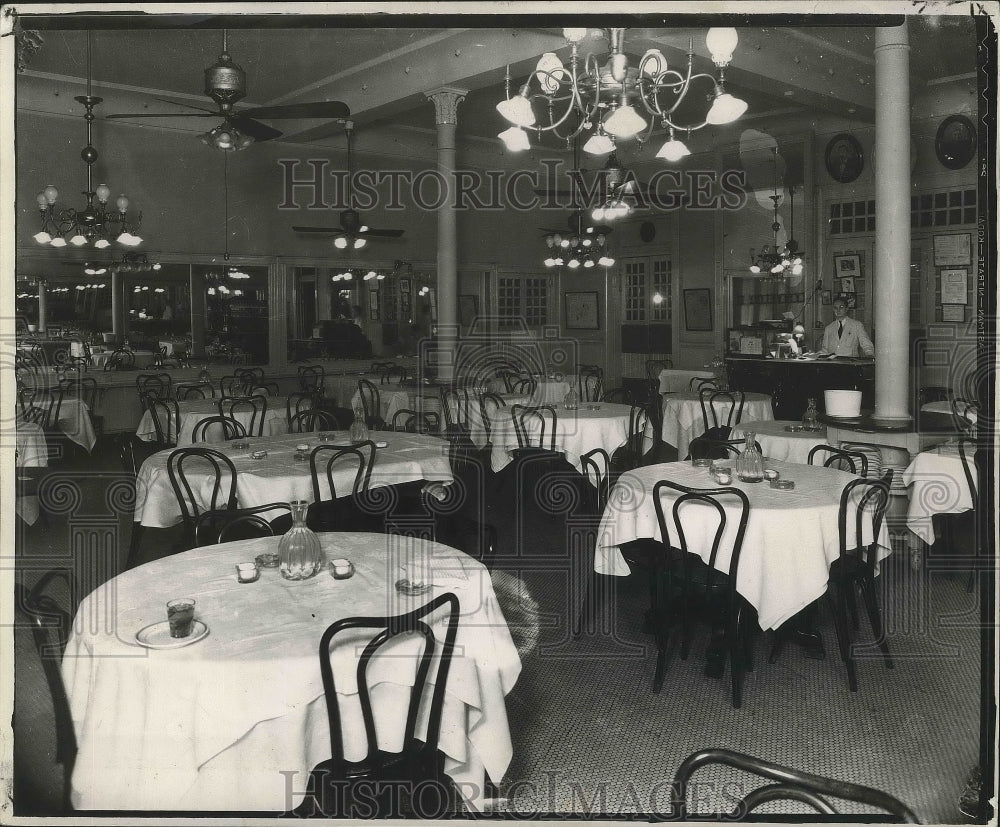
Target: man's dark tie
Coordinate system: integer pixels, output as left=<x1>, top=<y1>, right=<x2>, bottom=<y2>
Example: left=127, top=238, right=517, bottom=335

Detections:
left=838, top=321, right=844, bottom=339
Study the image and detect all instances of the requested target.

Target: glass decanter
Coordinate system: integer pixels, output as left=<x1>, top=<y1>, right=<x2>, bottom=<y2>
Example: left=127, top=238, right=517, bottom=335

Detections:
left=802, top=397, right=819, bottom=431
left=278, top=500, right=324, bottom=581
left=736, top=431, right=764, bottom=483
left=563, top=387, right=579, bottom=410
left=349, top=406, right=370, bottom=443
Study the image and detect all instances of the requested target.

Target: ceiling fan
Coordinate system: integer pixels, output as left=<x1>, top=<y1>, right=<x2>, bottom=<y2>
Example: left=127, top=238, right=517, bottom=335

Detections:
left=292, top=121, right=405, bottom=249
left=105, top=30, right=350, bottom=150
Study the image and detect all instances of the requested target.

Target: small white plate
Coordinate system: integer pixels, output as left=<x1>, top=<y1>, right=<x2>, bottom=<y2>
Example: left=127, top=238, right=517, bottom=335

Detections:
left=375, top=441, right=388, bottom=448
left=135, top=620, right=209, bottom=649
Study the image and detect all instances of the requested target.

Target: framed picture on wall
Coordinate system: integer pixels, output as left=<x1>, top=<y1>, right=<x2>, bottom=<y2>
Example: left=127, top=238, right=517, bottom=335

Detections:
left=821, top=290, right=833, bottom=305
left=399, top=278, right=411, bottom=294
left=683, top=288, right=713, bottom=331
left=933, top=233, right=971, bottom=266
left=940, top=269, right=968, bottom=304
left=942, top=304, right=966, bottom=322
left=564, top=291, right=600, bottom=330
left=833, top=254, right=862, bottom=279
left=839, top=276, right=855, bottom=294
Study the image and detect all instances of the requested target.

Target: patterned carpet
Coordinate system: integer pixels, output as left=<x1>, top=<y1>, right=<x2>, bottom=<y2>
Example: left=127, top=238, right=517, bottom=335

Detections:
left=11, top=441, right=990, bottom=821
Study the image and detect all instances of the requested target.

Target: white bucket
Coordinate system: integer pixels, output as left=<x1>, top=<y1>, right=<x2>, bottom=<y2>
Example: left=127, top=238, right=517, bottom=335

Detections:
left=824, top=389, right=862, bottom=418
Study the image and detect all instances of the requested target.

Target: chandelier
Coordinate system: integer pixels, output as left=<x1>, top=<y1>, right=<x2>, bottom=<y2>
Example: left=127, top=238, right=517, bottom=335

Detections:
left=33, top=33, right=143, bottom=249
left=543, top=212, right=615, bottom=269
left=748, top=149, right=804, bottom=280
left=497, top=27, right=747, bottom=159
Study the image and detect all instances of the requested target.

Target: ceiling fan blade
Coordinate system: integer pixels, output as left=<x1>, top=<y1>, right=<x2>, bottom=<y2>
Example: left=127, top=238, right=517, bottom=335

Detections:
left=292, top=226, right=346, bottom=234
left=152, top=96, right=222, bottom=116
left=362, top=228, right=405, bottom=238
left=230, top=114, right=283, bottom=142
left=105, top=112, right=218, bottom=119
left=239, top=101, right=351, bottom=120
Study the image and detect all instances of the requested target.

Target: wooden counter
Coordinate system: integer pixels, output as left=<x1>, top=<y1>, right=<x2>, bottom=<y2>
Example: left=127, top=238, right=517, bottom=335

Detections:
left=726, top=356, right=875, bottom=420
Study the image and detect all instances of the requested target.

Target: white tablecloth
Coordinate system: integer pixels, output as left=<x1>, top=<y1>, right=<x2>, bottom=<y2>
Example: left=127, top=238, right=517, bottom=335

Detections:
left=15, top=419, right=47, bottom=524
left=902, top=444, right=978, bottom=544
left=732, top=420, right=828, bottom=465
left=660, top=391, right=773, bottom=460
left=489, top=402, right=631, bottom=474
left=136, top=397, right=291, bottom=445
left=62, top=532, right=521, bottom=812
left=25, top=394, right=97, bottom=452
left=485, top=375, right=573, bottom=407
left=350, top=386, right=442, bottom=425
left=658, top=369, right=716, bottom=393
left=134, top=432, right=454, bottom=528
left=595, top=460, right=890, bottom=630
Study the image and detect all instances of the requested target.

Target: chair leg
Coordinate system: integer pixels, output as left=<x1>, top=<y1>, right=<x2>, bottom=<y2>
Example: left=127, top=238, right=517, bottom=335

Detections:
left=846, top=585, right=860, bottom=631
left=859, top=576, right=894, bottom=669
left=574, top=571, right=597, bottom=637
left=828, top=588, right=858, bottom=692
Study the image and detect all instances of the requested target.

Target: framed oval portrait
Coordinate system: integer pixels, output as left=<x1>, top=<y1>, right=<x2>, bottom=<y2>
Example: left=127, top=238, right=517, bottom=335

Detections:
left=824, top=134, right=864, bottom=183
left=935, top=114, right=976, bottom=170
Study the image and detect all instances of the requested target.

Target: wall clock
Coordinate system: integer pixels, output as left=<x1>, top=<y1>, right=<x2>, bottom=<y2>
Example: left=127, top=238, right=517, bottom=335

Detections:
left=824, top=134, right=864, bottom=183
left=935, top=114, right=976, bottom=170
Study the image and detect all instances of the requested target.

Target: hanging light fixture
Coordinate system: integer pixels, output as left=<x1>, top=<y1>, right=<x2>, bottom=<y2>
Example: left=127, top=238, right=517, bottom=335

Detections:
left=108, top=252, right=161, bottom=274
left=33, top=32, right=143, bottom=248
left=748, top=148, right=804, bottom=281
left=497, top=26, right=746, bottom=160
left=543, top=212, right=615, bottom=269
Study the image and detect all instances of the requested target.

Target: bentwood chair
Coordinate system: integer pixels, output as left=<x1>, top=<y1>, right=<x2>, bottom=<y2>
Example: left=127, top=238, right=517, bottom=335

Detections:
left=645, top=358, right=673, bottom=384
left=510, top=377, right=537, bottom=396
left=478, top=392, right=507, bottom=446
left=671, top=749, right=919, bottom=822
left=299, top=593, right=461, bottom=818
left=289, top=409, right=342, bottom=433
left=511, top=404, right=558, bottom=452
left=15, top=571, right=77, bottom=813
left=827, top=473, right=894, bottom=692
left=195, top=502, right=292, bottom=546
left=218, top=394, right=268, bottom=437
left=166, top=447, right=239, bottom=549
left=698, top=389, right=745, bottom=441
left=652, top=480, right=752, bottom=707
left=298, top=364, right=325, bottom=394
left=308, top=441, right=378, bottom=531
left=146, top=396, right=180, bottom=446
left=176, top=383, right=214, bottom=401
left=690, top=376, right=718, bottom=393
left=104, top=348, right=135, bottom=371
left=190, top=415, right=247, bottom=444
left=287, top=391, right=318, bottom=428
left=391, top=408, right=441, bottom=434
left=357, top=379, right=385, bottom=430
left=574, top=448, right=614, bottom=638
left=579, top=370, right=604, bottom=402
left=382, top=365, right=408, bottom=385
left=807, top=444, right=869, bottom=476
left=610, top=404, right=651, bottom=478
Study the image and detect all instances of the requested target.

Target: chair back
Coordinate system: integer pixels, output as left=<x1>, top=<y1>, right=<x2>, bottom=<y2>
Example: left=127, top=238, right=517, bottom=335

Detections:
left=581, top=448, right=611, bottom=511
left=838, top=474, right=890, bottom=567
left=218, top=394, right=268, bottom=436
left=391, top=408, right=441, bottom=434
left=195, top=502, right=291, bottom=546
left=511, top=404, right=558, bottom=451
left=77, top=376, right=101, bottom=410
left=478, top=392, right=507, bottom=444
left=690, top=376, right=718, bottom=392
left=26, top=386, right=65, bottom=429
left=166, top=447, right=238, bottom=541
left=191, top=415, right=247, bottom=443
left=146, top=396, right=180, bottom=445
left=370, top=361, right=397, bottom=383
left=15, top=571, right=76, bottom=810
left=357, top=378, right=382, bottom=427
left=645, top=358, right=672, bottom=383
left=699, top=389, right=745, bottom=435
left=510, top=376, right=536, bottom=396
left=298, top=364, right=325, bottom=393
left=839, top=442, right=883, bottom=479
left=176, top=382, right=214, bottom=400
left=287, top=391, right=318, bottom=427
left=957, top=437, right=978, bottom=503
left=653, top=479, right=750, bottom=589
left=289, top=408, right=341, bottom=433
left=318, top=592, right=460, bottom=775
left=580, top=371, right=603, bottom=402
left=688, top=436, right=747, bottom=461
left=309, top=441, right=376, bottom=502
left=441, top=386, right=472, bottom=431
left=219, top=375, right=240, bottom=398
left=808, top=444, right=869, bottom=476
left=671, top=748, right=919, bottom=822
left=105, top=348, right=135, bottom=370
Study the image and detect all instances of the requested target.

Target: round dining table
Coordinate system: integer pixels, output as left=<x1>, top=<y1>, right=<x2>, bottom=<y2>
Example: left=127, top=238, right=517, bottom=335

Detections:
left=135, top=397, right=292, bottom=445
left=133, top=431, right=454, bottom=528
left=595, top=459, right=890, bottom=631
left=902, top=442, right=977, bottom=545
left=732, top=419, right=829, bottom=465
left=62, top=532, right=522, bottom=813
left=659, top=391, right=773, bottom=460
left=488, top=401, right=632, bottom=474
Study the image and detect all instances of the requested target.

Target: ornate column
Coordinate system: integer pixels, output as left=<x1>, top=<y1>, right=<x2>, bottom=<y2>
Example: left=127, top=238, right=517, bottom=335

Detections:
left=425, top=86, right=467, bottom=381
left=873, top=22, right=911, bottom=423
left=36, top=279, right=47, bottom=334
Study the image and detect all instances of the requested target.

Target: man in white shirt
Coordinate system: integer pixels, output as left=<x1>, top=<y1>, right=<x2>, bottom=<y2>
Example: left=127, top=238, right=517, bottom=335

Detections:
left=820, top=298, right=875, bottom=357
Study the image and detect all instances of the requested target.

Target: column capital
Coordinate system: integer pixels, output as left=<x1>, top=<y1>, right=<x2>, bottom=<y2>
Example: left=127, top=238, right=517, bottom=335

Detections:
left=426, top=86, right=468, bottom=125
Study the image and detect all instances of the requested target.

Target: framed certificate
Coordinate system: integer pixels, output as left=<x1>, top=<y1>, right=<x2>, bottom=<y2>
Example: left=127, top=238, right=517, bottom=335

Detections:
left=940, top=269, right=968, bottom=304
left=933, top=233, right=972, bottom=266
left=942, top=304, right=966, bottom=322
